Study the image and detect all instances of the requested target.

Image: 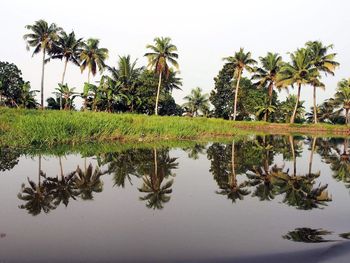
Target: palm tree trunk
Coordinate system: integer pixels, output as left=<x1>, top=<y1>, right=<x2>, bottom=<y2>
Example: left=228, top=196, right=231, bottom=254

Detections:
left=40, top=49, right=46, bottom=109
left=265, top=83, right=274, bottom=122
left=60, top=59, right=69, bottom=110
left=313, top=85, right=318, bottom=124
left=233, top=72, right=242, bottom=121
left=346, top=108, right=349, bottom=125
left=290, top=83, right=301, bottom=124
left=84, top=69, right=91, bottom=111
left=308, top=137, right=316, bottom=176
left=155, top=72, right=162, bottom=115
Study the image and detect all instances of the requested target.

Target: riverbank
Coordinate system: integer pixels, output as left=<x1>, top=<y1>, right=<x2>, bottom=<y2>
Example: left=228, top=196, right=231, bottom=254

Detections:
left=0, top=108, right=349, bottom=147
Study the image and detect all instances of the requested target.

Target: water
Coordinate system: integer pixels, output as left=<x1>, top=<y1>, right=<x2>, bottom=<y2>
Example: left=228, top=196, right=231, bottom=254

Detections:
left=1, top=135, right=350, bottom=262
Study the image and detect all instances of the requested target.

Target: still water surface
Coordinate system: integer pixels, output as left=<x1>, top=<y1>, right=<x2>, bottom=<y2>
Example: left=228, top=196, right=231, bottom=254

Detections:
left=1, top=135, right=350, bottom=262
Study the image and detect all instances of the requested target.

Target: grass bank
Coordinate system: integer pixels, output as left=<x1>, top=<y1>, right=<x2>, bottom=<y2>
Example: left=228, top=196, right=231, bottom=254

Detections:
left=0, top=108, right=349, bottom=147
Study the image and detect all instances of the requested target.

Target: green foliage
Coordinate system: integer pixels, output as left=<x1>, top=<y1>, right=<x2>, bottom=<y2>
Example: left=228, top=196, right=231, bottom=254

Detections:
left=0, top=61, right=38, bottom=108
left=183, top=87, right=210, bottom=116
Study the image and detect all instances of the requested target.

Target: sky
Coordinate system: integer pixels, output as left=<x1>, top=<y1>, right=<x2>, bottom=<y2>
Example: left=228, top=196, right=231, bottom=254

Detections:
left=1, top=0, right=349, bottom=110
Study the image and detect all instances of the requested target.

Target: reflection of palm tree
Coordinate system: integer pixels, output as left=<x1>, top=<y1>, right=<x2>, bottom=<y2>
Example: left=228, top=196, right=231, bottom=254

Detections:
left=327, top=139, right=350, bottom=188
left=216, top=141, right=250, bottom=202
left=273, top=166, right=331, bottom=210
left=18, top=156, right=55, bottom=215
left=43, top=171, right=78, bottom=207
left=74, top=163, right=104, bottom=200
left=183, top=144, right=206, bottom=160
left=138, top=148, right=178, bottom=209
left=283, top=228, right=333, bottom=243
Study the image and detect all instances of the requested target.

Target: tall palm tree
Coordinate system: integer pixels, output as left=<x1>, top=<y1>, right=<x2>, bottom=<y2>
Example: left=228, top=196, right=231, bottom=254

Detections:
left=80, top=38, right=108, bottom=109
left=23, top=20, right=62, bottom=108
left=144, top=37, right=179, bottom=115
left=49, top=31, right=83, bottom=109
left=182, top=87, right=210, bottom=116
left=335, top=78, right=350, bottom=125
left=223, top=48, right=257, bottom=120
left=306, top=41, right=339, bottom=123
left=252, top=52, right=282, bottom=121
left=277, top=48, right=317, bottom=123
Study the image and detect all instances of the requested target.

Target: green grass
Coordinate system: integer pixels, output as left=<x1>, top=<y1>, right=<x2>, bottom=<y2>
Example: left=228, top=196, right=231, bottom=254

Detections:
left=0, top=108, right=349, bottom=148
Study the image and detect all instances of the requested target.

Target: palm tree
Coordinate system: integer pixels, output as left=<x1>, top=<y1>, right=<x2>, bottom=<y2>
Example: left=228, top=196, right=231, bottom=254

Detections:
left=80, top=38, right=108, bottom=109
left=306, top=41, right=339, bottom=123
left=23, top=20, right=62, bottom=108
left=18, top=82, right=39, bottom=109
left=144, top=37, right=179, bottom=115
left=255, top=102, right=276, bottom=121
left=49, top=31, right=83, bottom=109
left=182, top=87, right=210, bottom=116
left=108, top=55, right=143, bottom=112
left=54, top=84, right=78, bottom=110
left=277, top=48, right=317, bottom=123
left=335, top=78, right=350, bottom=124
left=252, top=52, right=282, bottom=121
left=223, top=48, right=257, bottom=120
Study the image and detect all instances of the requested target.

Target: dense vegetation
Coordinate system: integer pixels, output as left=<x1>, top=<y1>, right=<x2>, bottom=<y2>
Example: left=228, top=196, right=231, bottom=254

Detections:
left=0, top=19, right=349, bottom=130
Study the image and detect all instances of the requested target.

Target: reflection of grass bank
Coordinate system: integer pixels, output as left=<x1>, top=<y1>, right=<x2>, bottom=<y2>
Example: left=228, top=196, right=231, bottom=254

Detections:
left=0, top=108, right=349, bottom=147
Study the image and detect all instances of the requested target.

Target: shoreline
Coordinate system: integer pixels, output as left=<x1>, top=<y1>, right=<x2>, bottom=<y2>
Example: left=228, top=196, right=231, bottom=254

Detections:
left=0, top=108, right=349, bottom=148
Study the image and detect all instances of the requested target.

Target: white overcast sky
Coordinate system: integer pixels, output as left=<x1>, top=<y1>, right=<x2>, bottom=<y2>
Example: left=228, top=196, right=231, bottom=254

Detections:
left=1, top=0, right=349, bottom=110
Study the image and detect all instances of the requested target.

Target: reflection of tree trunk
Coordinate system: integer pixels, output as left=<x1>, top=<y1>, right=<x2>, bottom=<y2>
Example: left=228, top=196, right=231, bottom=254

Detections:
left=38, top=155, right=42, bottom=193
left=230, top=140, right=236, bottom=187
left=233, top=72, right=242, bottom=121
left=263, top=136, right=269, bottom=174
left=153, top=148, right=160, bottom=190
left=59, top=156, right=64, bottom=179
left=290, top=83, right=301, bottom=124
left=289, top=136, right=296, bottom=176
left=155, top=72, right=162, bottom=116
left=308, top=137, right=316, bottom=175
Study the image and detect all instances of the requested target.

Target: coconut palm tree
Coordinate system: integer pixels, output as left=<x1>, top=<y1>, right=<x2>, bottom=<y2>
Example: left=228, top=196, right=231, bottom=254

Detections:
left=182, top=87, right=210, bottom=116
left=80, top=38, right=108, bottom=109
left=335, top=78, right=350, bottom=125
left=23, top=20, right=62, bottom=108
left=252, top=52, right=282, bottom=121
left=306, top=41, right=339, bottom=124
left=108, top=55, right=143, bottom=112
left=54, top=84, right=78, bottom=110
left=223, top=48, right=257, bottom=120
left=49, top=31, right=83, bottom=109
left=144, top=37, right=179, bottom=115
left=277, top=48, right=318, bottom=123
